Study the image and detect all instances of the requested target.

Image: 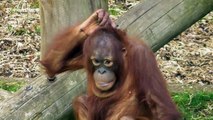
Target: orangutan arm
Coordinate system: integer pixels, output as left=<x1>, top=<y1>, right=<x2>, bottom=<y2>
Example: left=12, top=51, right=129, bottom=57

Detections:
left=40, top=9, right=113, bottom=78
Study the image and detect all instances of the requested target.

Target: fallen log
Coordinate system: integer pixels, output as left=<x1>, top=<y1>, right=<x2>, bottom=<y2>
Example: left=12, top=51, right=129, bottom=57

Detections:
left=116, top=0, right=213, bottom=51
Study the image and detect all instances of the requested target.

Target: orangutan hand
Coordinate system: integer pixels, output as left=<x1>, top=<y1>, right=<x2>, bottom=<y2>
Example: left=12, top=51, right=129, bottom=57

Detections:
left=80, top=9, right=116, bottom=35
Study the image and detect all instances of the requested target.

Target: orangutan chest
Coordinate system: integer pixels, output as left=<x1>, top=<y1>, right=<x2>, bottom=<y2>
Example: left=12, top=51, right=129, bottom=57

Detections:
left=106, top=93, right=140, bottom=120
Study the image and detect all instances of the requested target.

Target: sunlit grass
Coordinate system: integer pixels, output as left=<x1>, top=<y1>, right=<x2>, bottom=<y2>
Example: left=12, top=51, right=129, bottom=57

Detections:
left=0, top=80, right=25, bottom=92
left=172, top=92, right=213, bottom=120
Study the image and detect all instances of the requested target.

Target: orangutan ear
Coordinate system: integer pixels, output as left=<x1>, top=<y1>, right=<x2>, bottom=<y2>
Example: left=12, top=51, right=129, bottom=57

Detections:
left=122, top=47, right=127, bottom=57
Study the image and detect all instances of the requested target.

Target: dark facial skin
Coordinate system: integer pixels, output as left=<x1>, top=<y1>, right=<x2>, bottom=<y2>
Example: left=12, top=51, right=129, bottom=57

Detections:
left=90, top=39, right=117, bottom=91
left=91, top=56, right=116, bottom=91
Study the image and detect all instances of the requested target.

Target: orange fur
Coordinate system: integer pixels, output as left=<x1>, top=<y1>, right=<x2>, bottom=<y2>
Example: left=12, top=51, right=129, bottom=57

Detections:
left=41, top=15, right=180, bottom=120
left=72, top=27, right=181, bottom=120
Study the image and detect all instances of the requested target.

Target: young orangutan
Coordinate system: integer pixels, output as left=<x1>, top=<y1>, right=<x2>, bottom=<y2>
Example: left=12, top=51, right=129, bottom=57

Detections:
left=41, top=9, right=181, bottom=120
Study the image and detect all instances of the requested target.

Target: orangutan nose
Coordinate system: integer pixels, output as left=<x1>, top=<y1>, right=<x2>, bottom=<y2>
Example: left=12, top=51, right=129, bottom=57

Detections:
left=98, top=68, right=106, bottom=74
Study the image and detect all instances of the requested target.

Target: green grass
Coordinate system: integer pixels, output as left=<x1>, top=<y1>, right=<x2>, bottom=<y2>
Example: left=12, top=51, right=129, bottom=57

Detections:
left=30, top=0, right=40, bottom=8
left=109, top=7, right=122, bottom=16
left=0, top=80, right=25, bottom=92
left=108, top=4, right=127, bottom=18
left=172, top=92, right=213, bottom=120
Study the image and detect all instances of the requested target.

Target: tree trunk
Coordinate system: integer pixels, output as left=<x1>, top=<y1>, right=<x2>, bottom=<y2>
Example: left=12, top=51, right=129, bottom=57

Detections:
left=39, top=0, right=108, bottom=58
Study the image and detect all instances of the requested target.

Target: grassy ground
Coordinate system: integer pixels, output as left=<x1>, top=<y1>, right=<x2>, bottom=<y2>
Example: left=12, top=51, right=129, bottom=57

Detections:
left=173, top=92, right=213, bottom=120
left=0, top=78, right=25, bottom=92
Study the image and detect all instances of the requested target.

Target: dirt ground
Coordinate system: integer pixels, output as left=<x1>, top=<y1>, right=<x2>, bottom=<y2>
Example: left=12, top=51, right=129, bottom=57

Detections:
left=156, top=12, right=213, bottom=85
left=0, top=1, right=212, bottom=85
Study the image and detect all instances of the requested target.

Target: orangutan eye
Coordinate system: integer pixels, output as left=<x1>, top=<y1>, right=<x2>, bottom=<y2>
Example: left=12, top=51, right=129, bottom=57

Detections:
left=92, top=59, right=101, bottom=66
left=104, top=59, right=113, bottom=67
